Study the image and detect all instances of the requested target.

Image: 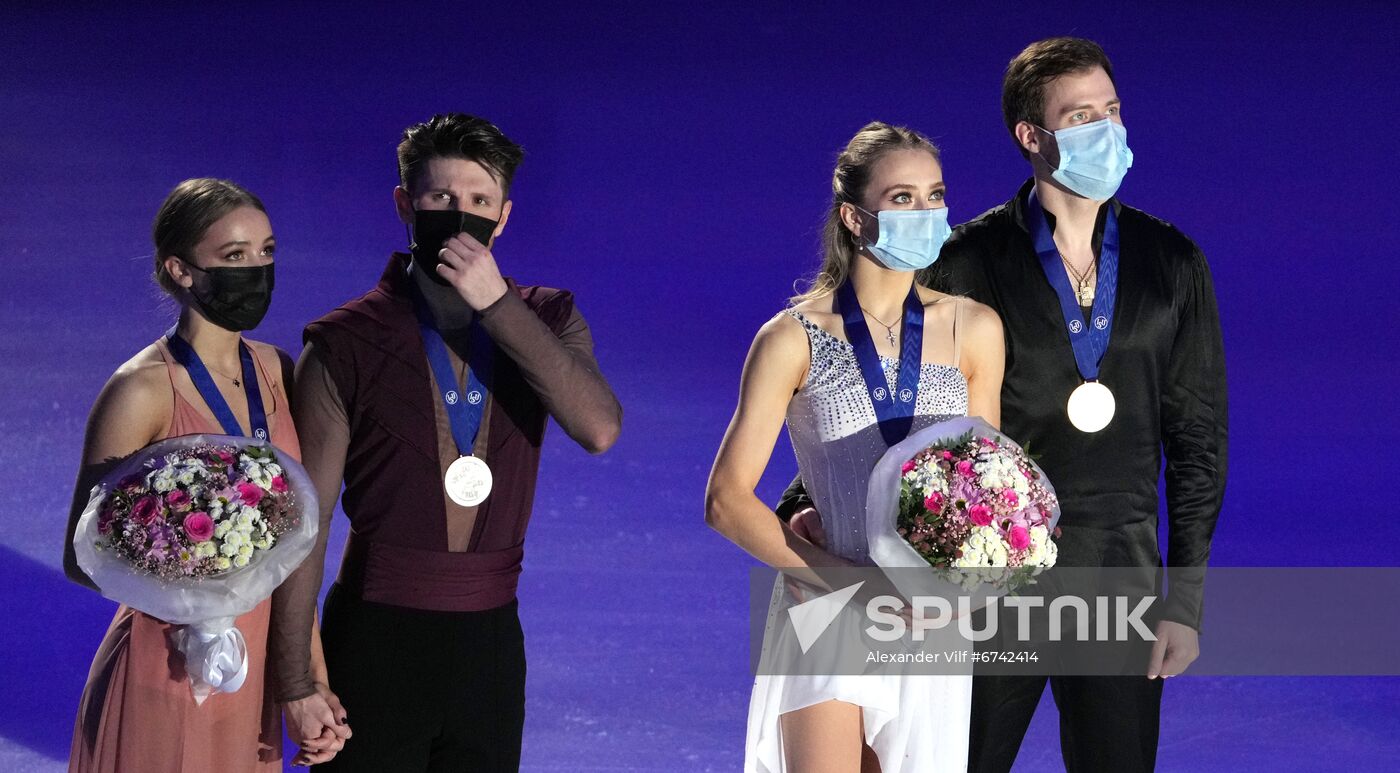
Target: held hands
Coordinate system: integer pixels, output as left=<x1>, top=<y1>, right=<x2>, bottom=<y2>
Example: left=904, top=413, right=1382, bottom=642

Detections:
left=1147, top=619, right=1200, bottom=679
left=284, top=683, right=352, bottom=767
left=436, top=232, right=509, bottom=311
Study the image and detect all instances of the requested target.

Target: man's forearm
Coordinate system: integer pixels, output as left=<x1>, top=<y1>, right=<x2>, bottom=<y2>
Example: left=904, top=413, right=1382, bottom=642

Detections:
left=478, top=291, right=621, bottom=451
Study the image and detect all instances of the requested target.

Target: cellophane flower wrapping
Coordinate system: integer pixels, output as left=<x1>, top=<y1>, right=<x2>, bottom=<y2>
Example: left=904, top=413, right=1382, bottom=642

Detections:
left=867, top=417, right=1060, bottom=597
left=73, top=434, right=318, bottom=701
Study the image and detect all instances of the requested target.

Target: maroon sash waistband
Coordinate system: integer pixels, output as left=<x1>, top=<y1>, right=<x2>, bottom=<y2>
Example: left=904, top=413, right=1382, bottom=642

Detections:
left=337, top=532, right=523, bottom=612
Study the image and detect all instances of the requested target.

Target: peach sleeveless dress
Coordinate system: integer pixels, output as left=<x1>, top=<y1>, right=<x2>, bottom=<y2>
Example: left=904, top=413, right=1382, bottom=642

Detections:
left=69, top=337, right=298, bottom=772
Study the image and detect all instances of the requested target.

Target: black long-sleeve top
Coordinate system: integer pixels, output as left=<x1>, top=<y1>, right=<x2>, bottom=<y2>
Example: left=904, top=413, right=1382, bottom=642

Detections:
left=779, top=180, right=1228, bottom=629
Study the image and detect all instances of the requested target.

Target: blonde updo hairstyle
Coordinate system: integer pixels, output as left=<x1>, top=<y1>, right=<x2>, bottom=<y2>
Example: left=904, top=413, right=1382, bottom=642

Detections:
left=793, top=122, right=940, bottom=303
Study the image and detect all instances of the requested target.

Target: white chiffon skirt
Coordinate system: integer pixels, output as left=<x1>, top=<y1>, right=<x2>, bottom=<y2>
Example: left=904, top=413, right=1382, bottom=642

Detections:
left=743, top=582, right=972, bottom=772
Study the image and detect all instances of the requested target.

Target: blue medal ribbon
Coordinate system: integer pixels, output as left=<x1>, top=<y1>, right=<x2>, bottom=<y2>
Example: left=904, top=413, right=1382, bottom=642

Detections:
left=412, top=289, right=494, bottom=459
left=164, top=328, right=269, bottom=440
left=835, top=279, right=924, bottom=446
left=1025, top=187, right=1119, bottom=382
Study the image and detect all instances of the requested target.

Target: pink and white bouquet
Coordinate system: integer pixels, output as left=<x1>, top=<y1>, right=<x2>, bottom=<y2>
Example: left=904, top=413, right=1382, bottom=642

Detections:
left=74, top=434, right=318, bottom=702
left=93, top=443, right=298, bottom=579
left=866, top=417, right=1060, bottom=592
left=896, top=430, right=1059, bottom=571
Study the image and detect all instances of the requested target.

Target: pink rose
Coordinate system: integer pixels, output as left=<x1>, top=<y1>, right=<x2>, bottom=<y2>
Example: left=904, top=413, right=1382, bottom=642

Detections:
left=923, top=492, right=945, bottom=512
left=212, top=448, right=235, bottom=466
left=235, top=481, right=265, bottom=507
left=1008, top=525, right=1031, bottom=551
left=270, top=475, right=289, bottom=494
left=901, top=459, right=917, bottom=474
left=955, top=460, right=975, bottom=477
left=131, top=495, right=163, bottom=526
left=165, top=489, right=192, bottom=511
left=183, top=512, right=215, bottom=542
left=940, top=450, right=954, bottom=460
left=968, top=504, right=993, bottom=527
left=1000, top=490, right=1020, bottom=508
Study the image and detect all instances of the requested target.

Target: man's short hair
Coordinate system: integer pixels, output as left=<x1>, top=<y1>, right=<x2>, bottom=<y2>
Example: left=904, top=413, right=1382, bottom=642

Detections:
left=1002, top=37, right=1116, bottom=158
left=397, top=113, right=525, bottom=195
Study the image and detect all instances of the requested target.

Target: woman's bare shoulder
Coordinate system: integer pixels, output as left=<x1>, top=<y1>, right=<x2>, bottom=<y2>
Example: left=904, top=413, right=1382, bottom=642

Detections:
left=99, top=342, right=175, bottom=412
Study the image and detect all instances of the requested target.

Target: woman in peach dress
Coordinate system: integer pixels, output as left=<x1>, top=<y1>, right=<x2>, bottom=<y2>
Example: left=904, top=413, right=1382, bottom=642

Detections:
left=63, top=179, right=350, bottom=772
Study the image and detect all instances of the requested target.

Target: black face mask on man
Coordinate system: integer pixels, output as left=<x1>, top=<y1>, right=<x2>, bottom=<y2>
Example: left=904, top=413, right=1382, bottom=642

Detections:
left=409, top=209, right=499, bottom=286
left=180, top=260, right=275, bottom=331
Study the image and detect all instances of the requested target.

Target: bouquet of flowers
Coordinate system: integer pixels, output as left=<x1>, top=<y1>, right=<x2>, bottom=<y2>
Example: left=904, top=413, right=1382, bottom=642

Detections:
left=867, top=417, right=1060, bottom=593
left=74, top=434, right=318, bottom=703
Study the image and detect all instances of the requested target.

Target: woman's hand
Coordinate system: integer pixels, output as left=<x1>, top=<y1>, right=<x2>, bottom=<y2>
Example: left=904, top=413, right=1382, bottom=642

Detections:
left=284, top=683, right=351, bottom=766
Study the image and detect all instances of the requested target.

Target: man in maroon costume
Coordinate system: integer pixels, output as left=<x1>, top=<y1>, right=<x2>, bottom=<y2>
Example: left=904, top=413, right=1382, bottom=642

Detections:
left=271, top=113, right=622, bottom=771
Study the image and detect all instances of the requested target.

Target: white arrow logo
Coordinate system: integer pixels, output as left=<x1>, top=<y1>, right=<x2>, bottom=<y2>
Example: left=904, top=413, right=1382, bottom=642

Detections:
left=787, top=581, right=865, bottom=654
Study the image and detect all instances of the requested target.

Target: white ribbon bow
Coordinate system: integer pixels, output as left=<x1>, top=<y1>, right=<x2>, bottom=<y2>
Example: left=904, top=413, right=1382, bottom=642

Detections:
left=173, top=617, right=249, bottom=705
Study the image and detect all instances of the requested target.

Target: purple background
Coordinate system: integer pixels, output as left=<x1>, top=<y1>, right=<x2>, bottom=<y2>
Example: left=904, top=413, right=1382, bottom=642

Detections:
left=2, top=2, right=1397, bottom=770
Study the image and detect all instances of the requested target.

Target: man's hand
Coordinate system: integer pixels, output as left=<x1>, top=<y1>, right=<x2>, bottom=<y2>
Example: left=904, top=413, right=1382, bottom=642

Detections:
left=1146, top=619, right=1199, bottom=679
left=789, top=507, right=827, bottom=549
left=284, top=683, right=352, bottom=766
left=436, top=231, right=509, bottom=311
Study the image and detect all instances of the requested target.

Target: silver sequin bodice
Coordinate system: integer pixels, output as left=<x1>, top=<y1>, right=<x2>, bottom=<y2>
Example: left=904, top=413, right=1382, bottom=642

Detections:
left=783, top=308, right=968, bottom=565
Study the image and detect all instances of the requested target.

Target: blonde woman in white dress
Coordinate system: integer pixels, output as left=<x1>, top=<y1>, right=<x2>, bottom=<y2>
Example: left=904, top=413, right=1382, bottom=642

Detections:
left=706, top=122, right=1005, bottom=772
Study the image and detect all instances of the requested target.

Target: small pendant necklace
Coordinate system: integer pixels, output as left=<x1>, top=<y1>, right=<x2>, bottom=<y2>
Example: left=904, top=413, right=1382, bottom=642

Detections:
left=861, top=307, right=899, bottom=347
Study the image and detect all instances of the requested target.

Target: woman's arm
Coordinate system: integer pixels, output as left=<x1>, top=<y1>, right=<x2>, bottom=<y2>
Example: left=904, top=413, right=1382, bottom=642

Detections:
left=705, top=314, right=850, bottom=577
left=959, top=300, right=1005, bottom=431
left=63, top=361, right=169, bottom=589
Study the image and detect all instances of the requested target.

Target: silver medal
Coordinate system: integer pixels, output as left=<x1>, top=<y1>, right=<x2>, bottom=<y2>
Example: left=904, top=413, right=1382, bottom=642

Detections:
left=1067, top=381, right=1115, bottom=433
left=444, top=455, right=493, bottom=507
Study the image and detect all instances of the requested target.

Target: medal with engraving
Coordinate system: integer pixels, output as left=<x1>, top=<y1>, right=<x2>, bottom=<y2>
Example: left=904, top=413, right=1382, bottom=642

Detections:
left=413, top=287, right=496, bottom=506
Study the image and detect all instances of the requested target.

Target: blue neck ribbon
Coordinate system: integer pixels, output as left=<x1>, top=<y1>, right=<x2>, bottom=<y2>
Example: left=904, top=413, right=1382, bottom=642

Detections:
left=1025, top=187, right=1120, bottom=382
left=412, top=290, right=494, bottom=458
left=164, top=328, right=269, bottom=440
left=835, top=279, right=924, bottom=446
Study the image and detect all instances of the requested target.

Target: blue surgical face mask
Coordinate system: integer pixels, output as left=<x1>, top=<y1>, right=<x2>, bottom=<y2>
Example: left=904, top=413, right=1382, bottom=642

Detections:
left=1038, top=119, right=1133, bottom=201
left=855, top=205, right=951, bottom=272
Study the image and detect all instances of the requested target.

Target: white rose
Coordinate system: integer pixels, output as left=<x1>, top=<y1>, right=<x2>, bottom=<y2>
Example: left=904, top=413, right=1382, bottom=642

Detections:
left=232, top=554, right=251, bottom=568
left=215, top=557, right=232, bottom=570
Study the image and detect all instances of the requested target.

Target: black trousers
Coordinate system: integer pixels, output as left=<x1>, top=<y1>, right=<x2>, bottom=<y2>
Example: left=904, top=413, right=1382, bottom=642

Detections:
left=969, top=673, right=1164, bottom=773
left=315, top=584, right=527, bottom=773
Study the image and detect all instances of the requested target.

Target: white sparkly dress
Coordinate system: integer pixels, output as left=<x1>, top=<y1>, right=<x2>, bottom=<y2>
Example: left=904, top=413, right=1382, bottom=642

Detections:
left=744, top=305, right=974, bottom=773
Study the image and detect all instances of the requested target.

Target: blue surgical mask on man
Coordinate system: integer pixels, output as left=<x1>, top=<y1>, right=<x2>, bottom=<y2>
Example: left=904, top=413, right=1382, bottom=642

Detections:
left=856, top=205, right=952, bottom=272
left=1038, top=118, right=1134, bottom=201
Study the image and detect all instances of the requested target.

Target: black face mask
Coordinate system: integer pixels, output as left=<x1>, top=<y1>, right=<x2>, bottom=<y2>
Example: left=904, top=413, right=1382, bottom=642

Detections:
left=409, top=208, right=499, bottom=286
left=181, top=261, right=275, bottom=331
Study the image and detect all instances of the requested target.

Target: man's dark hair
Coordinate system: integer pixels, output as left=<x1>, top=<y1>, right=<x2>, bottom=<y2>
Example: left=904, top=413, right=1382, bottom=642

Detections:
left=1002, top=37, right=1116, bottom=158
left=397, top=113, right=525, bottom=195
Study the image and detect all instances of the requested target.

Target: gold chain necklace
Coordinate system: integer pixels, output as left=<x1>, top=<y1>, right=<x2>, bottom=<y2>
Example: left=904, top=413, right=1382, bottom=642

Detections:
left=1059, top=252, right=1097, bottom=306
